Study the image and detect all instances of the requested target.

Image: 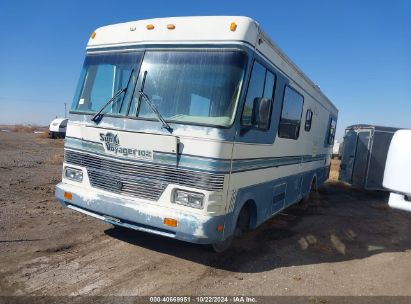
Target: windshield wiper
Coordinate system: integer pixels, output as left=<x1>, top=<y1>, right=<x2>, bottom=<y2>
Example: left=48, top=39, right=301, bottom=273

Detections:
left=91, top=69, right=134, bottom=123
left=137, top=71, right=173, bottom=133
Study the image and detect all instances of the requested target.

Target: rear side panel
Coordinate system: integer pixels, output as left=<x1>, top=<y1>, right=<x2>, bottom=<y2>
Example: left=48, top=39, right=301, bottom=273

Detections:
left=352, top=130, right=371, bottom=188
left=339, top=130, right=358, bottom=183
left=365, top=131, right=395, bottom=190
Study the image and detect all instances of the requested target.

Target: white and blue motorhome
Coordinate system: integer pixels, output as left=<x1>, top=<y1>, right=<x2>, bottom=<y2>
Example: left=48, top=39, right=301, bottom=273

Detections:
left=56, top=16, right=338, bottom=251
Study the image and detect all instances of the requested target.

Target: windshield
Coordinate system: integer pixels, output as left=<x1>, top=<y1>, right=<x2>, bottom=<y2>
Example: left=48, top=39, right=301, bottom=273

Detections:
left=71, top=50, right=247, bottom=127
left=71, top=52, right=142, bottom=115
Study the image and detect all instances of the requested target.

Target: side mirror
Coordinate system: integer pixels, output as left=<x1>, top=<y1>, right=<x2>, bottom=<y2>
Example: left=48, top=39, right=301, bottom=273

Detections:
left=252, top=97, right=272, bottom=130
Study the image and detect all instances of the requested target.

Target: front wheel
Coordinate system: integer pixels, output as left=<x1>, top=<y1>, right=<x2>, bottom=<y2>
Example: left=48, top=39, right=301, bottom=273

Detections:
left=210, top=204, right=250, bottom=253
left=211, top=235, right=234, bottom=253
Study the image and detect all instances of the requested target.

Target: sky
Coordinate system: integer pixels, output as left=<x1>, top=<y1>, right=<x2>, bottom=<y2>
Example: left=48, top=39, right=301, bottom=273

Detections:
left=0, top=0, right=410, bottom=139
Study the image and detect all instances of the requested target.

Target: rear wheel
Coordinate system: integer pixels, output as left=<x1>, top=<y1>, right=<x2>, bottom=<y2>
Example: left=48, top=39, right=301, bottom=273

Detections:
left=300, top=178, right=317, bottom=205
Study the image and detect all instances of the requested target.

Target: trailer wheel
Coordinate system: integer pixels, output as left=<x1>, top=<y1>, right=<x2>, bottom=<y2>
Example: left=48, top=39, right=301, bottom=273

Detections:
left=211, top=203, right=251, bottom=253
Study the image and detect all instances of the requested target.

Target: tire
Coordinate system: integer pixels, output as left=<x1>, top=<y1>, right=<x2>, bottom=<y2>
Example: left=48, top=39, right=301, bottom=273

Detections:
left=211, top=235, right=234, bottom=253
left=210, top=204, right=251, bottom=253
left=300, top=178, right=317, bottom=205
left=235, top=204, right=250, bottom=236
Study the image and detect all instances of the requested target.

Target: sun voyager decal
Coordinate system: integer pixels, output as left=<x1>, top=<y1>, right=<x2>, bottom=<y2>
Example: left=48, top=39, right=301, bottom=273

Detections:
left=99, top=132, right=153, bottom=160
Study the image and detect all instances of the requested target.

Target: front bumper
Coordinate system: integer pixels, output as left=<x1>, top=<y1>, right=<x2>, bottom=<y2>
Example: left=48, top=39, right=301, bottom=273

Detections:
left=55, top=182, right=226, bottom=244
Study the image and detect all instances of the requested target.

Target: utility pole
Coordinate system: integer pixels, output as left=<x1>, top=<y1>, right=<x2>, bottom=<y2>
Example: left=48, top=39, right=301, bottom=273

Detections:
left=64, top=102, right=67, bottom=118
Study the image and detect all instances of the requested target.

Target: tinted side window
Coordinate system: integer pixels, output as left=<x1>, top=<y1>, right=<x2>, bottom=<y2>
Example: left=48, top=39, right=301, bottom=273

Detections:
left=241, top=62, right=266, bottom=126
left=263, top=71, right=275, bottom=99
left=278, top=86, right=304, bottom=139
left=305, top=109, right=313, bottom=132
left=241, top=62, right=276, bottom=128
left=328, top=118, right=337, bottom=145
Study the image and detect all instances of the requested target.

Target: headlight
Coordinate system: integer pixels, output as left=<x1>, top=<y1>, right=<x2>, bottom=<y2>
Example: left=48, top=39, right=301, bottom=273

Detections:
left=174, top=190, right=204, bottom=209
left=65, top=167, right=83, bottom=182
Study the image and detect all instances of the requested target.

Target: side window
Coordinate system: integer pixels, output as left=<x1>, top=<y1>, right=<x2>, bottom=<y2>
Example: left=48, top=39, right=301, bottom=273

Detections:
left=241, top=62, right=266, bottom=126
left=328, top=118, right=337, bottom=145
left=241, top=61, right=276, bottom=128
left=263, top=71, right=275, bottom=99
left=278, top=86, right=304, bottom=139
left=304, top=109, right=313, bottom=132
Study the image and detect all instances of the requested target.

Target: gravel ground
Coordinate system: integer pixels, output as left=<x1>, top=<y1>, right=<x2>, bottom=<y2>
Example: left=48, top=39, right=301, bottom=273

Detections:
left=1, top=132, right=411, bottom=296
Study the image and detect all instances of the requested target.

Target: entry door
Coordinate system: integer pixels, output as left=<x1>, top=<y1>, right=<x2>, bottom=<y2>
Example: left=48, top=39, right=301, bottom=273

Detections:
left=352, top=130, right=372, bottom=187
left=339, top=131, right=358, bottom=183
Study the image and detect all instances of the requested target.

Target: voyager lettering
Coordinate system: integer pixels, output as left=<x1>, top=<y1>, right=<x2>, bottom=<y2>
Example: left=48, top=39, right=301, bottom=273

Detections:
left=99, top=132, right=153, bottom=159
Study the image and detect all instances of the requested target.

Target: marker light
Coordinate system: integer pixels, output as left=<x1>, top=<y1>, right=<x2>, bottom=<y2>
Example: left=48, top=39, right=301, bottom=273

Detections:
left=64, top=192, right=73, bottom=200
left=167, top=24, right=176, bottom=30
left=90, top=32, right=96, bottom=39
left=146, top=24, right=155, bottom=30
left=216, top=225, right=224, bottom=232
left=230, top=22, right=237, bottom=31
left=164, top=218, right=178, bottom=227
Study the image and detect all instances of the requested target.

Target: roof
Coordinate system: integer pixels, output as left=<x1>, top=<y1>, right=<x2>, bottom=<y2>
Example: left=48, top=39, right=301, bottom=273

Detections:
left=87, top=16, right=337, bottom=113
left=50, top=118, right=68, bottom=124
left=346, top=124, right=401, bottom=132
left=87, top=16, right=259, bottom=48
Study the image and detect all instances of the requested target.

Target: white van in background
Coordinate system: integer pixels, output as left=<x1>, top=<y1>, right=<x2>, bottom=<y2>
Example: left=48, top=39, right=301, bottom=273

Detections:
left=332, top=140, right=341, bottom=159
left=383, top=130, right=411, bottom=212
left=49, top=118, right=68, bottom=138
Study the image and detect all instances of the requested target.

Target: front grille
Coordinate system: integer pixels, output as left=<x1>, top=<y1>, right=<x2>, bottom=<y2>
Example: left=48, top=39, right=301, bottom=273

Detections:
left=64, top=149, right=225, bottom=201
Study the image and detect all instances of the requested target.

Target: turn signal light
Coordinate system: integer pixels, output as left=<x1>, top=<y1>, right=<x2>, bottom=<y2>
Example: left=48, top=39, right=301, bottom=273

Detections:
left=146, top=24, right=154, bottom=30
left=64, top=192, right=73, bottom=200
left=167, top=24, right=176, bottom=30
left=164, top=218, right=178, bottom=227
left=230, top=22, right=237, bottom=31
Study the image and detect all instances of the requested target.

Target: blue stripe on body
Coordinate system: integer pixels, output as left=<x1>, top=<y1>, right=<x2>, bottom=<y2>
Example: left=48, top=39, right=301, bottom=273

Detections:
left=65, top=137, right=328, bottom=174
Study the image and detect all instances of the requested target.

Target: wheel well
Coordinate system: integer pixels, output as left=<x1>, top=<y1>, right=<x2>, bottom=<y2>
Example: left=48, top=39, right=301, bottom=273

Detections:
left=311, top=175, right=318, bottom=191
left=241, top=200, right=257, bottom=229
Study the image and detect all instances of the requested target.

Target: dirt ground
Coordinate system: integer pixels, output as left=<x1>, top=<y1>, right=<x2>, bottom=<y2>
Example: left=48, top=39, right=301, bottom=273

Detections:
left=1, top=131, right=411, bottom=296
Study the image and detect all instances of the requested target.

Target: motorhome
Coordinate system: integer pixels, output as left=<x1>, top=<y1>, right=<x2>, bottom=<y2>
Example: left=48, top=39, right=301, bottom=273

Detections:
left=383, top=130, right=411, bottom=212
left=55, top=16, right=338, bottom=251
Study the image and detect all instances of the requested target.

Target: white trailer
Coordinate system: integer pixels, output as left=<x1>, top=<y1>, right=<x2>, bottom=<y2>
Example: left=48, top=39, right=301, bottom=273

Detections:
left=55, top=16, right=338, bottom=251
left=383, top=130, right=411, bottom=212
left=49, top=118, right=68, bottom=138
